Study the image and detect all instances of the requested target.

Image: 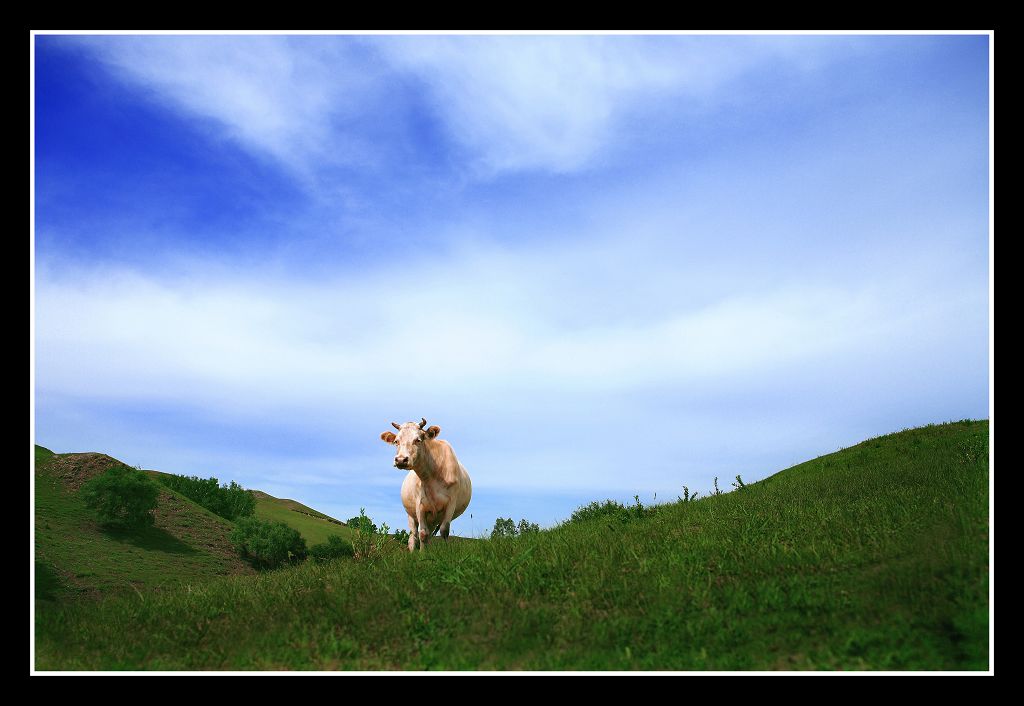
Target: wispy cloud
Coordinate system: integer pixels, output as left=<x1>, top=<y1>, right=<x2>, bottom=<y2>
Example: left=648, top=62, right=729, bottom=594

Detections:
left=72, top=36, right=394, bottom=180
left=68, top=35, right=838, bottom=181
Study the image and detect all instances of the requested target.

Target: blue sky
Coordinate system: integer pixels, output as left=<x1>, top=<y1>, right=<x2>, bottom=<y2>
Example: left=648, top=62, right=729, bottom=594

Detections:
left=33, top=33, right=990, bottom=536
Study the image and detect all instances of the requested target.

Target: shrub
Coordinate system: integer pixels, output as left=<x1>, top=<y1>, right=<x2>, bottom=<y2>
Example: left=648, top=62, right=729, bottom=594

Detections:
left=394, top=529, right=411, bottom=546
left=491, top=517, right=517, bottom=538
left=230, top=517, right=307, bottom=569
left=491, top=517, right=541, bottom=538
left=348, top=508, right=394, bottom=558
left=155, top=474, right=256, bottom=521
left=565, top=500, right=632, bottom=526
left=308, top=534, right=355, bottom=563
left=346, top=510, right=378, bottom=535
left=81, top=464, right=160, bottom=529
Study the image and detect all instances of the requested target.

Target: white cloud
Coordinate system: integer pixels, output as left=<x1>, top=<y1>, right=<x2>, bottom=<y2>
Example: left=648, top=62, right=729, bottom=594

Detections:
left=35, top=223, right=979, bottom=448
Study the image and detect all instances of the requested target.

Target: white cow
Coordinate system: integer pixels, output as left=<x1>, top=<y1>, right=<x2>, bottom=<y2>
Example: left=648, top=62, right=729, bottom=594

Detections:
left=380, top=418, right=473, bottom=551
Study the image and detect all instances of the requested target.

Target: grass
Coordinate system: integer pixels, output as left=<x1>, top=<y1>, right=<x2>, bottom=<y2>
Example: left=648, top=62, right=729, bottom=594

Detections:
left=33, top=420, right=989, bottom=671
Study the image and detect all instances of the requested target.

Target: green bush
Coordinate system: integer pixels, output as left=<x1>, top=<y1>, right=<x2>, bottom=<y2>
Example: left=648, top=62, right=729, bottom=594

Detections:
left=394, top=529, right=411, bottom=546
left=491, top=517, right=541, bottom=539
left=81, top=465, right=160, bottom=529
left=155, top=474, right=256, bottom=521
left=562, top=495, right=661, bottom=527
left=347, top=508, right=394, bottom=558
left=345, top=511, right=377, bottom=534
left=491, top=517, right=516, bottom=538
left=564, top=500, right=632, bottom=526
left=230, top=517, right=307, bottom=569
left=307, top=534, right=354, bottom=563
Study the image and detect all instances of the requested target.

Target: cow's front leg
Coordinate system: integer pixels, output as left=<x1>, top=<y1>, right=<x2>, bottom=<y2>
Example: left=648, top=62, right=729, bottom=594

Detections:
left=415, top=503, right=430, bottom=551
left=406, top=514, right=419, bottom=552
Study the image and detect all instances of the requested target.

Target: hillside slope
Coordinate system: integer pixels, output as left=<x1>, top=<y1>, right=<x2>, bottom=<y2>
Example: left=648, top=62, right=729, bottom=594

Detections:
left=35, top=420, right=990, bottom=671
left=141, top=471, right=355, bottom=546
left=251, top=491, right=355, bottom=546
left=34, top=447, right=255, bottom=603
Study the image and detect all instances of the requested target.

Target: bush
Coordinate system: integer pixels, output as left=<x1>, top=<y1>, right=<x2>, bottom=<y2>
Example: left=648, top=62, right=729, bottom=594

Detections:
left=230, top=517, right=307, bottom=569
left=308, top=534, right=355, bottom=563
left=81, top=465, right=160, bottom=529
left=394, top=529, right=411, bottom=546
left=155, top=474, right=256, bottom=521
left=564, top=500, right=632, bottom=527
left=345, top=511, right=377, bottom=535
left=491, top=517, right=541, bottom=539
left=348, top=508, right=393, bottom=558
left=491, top=517, right=516, bottom=538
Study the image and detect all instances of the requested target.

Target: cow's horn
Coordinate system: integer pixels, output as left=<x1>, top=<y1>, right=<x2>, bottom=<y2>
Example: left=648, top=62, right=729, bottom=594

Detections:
left=391, top=421, right=401, bottom=430
left=419, top=417, right=427, bottom=429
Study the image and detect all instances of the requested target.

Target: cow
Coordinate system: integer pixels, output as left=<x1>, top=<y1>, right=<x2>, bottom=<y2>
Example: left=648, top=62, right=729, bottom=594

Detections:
left=380, top=418, right=473, bottom=552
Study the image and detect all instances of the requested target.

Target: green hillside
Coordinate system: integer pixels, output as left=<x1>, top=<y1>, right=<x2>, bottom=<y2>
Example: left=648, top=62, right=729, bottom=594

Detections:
left=251, top=491, right=355, bottom=546
left=34, top=450, right=358, bottom=605
left=34, top=420, right=990, bottom=671
left=142, top=470, right=355, bottom=546
left=34, top=446, right=255, bottom=604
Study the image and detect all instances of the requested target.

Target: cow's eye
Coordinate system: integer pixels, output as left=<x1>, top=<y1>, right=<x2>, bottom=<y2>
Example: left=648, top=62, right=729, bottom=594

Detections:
left=414, top=439, right=421, bottom=444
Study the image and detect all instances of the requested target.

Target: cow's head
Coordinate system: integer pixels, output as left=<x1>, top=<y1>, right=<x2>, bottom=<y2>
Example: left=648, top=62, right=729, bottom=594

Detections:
left=380, top=417, right=441, bottom=470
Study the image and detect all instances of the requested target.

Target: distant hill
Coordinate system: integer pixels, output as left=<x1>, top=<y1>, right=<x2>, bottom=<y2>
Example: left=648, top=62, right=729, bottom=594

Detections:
left=143, top=470, right=356, bottom=545
left=34, top=446, right=254, bottom=603
left=250, top=490, right=355, bottom=546
left=34, top=448, right=354, bottom=604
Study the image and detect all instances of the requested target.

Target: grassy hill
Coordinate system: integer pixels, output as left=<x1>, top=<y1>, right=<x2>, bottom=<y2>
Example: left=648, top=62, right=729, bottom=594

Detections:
left=34, top=446, right=255, bottom=604
left=250, top=491, right=355, bottom=546
left=34, top=449, right=352, bottom=605
left=34, top=420, right=990, bottom=671
left=142, top=469, right=355, bottom=546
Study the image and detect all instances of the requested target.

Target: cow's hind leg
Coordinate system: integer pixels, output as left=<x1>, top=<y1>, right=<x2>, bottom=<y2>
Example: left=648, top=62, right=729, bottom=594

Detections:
left=407, top=514, right=418, bottom=552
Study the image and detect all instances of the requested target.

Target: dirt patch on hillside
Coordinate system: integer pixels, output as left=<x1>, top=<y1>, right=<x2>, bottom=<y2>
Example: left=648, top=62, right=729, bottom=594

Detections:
left=45, top=453, right=127, bottom=491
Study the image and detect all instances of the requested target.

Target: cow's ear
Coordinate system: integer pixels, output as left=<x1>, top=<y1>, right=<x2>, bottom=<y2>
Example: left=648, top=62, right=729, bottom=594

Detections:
left=426, top=425, right=441, bottom=439
left=380, top=431, right=397, bottom=444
